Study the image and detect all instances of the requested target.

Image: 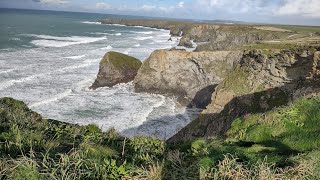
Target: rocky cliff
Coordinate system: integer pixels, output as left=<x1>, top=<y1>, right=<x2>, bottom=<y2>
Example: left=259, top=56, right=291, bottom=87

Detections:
left=91, top=51, right=142, bottom=89
left=134, top=49, right=243, bottom=108
left=100, top=19, right=292, bottom=51
left=169, top=46, right=320, bottom=142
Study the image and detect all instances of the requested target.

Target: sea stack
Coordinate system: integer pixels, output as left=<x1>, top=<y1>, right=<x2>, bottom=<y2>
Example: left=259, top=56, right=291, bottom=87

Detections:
left=90, top=51, right=142, bottom=89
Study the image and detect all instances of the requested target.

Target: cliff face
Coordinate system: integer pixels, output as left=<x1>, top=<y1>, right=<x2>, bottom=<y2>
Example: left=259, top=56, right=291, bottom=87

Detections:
left=134, top=50, right=243, bottom=108
left=91, top=51, right=142, bottom=89
left=168, top=47, right=320, bottom=142
left=191, top=25, right=290, bottom=51
left=99, top=19, right=292, bottom=51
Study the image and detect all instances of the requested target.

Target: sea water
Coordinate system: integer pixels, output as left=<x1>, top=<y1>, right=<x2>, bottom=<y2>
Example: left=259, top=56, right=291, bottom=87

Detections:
left=0, top=9, right=200, bottom=139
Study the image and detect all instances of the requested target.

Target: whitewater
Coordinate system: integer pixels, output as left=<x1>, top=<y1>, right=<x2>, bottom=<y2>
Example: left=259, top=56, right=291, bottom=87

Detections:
left=0, top=9, right=199, bottom=139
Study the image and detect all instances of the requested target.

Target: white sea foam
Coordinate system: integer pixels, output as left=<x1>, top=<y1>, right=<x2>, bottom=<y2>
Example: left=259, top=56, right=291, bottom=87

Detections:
left=58, top=58, right=100, bottom=72
left=90, top=32, right=110, bottom=35
left=123, top=48, right=133, bottom=55
left=131, top=31, right=153, bottom=35
left=65, top=55, right=86, bottom=59
left=81, top=21, right=101, bottom=25
left=29, top=89, right=72, bottom=108
left=134, top=44, right=141, bottom=47
left=157, top=34, right=170, bottom=37
left=0, top=68, right=15, bottom=74
left=133, top=36, right=153, bottom=41
left=103, top=23, right=126, bottom=27
left=10, top=37, right=21, bottom=41
left=0, top=58, right=99, bottom=91
left=90, top=32, right=121, bottom=36
left=0, top=74, right=43, bottom=90
left=100, top=45, right=113, bottom=50
left=27, top=34, right=107, bottom=47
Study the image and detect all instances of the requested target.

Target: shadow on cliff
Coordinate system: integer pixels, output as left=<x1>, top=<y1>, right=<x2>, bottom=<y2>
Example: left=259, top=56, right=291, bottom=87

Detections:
left=121, top=85, right=217, bottom=140
left=168, top=50, right=320, bottom=143
left=187, top=84, right=218, bottom=109
left=123, top=50, right=320, bottom=178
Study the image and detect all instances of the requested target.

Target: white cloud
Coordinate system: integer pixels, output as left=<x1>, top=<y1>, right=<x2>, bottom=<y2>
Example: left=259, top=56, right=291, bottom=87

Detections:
left=276, top=0, right=320, bottom=18
left=178, top=1, right=185, bottom=8
left=196, top=0, right=258, bottom=13
left=141, top=5, right=157, bottom=12
left=159, top=6, right=175, bottom=13
left=33, top=0, right=69, bottom=4
left=96, top=2, right=112, bottom=10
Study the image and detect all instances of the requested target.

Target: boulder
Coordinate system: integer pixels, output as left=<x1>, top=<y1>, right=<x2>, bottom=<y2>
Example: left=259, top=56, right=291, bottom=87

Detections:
left=133, top=49, right=243, bottom=108
left=91, top=51, right=142, bottom=89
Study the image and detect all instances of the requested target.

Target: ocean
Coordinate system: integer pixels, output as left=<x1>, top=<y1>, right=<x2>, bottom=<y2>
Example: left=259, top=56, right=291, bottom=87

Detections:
left=0, top=9, right=200, bottom=139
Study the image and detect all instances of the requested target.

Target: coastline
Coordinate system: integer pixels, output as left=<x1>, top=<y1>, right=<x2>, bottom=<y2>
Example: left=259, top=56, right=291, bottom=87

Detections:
left=1, top=11, right=320, bottom=179
left=0, top=12, right=197, bottom=140
left=98, top=18, right=296, bottom=51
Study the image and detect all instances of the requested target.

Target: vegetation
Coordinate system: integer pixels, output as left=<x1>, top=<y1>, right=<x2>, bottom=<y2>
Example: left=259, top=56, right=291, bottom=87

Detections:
left=101, top=51, right=142, bottom=70
left=271, top=25, right=320, bottom=33
left=1, top=96, right=320, bottom=179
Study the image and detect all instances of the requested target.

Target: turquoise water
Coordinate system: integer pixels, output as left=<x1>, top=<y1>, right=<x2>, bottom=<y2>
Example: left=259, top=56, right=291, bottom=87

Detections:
left=0, top=9, right=199, bottom=139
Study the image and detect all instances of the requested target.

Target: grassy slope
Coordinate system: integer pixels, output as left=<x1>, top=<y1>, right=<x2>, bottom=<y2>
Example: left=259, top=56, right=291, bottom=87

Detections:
left=169, top=97, right=320, bottom=179
left=271, top=25, right=320, bottom=33
left=1, top=96, right=320, bottom=179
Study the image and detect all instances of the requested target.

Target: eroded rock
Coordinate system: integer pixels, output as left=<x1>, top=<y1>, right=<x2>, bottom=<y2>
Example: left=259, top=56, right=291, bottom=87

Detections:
left=169, top=48, right=320, bottom=143
left=134, top=49, right=243, bottom=108
left=91, top=51, right=142, bottom=89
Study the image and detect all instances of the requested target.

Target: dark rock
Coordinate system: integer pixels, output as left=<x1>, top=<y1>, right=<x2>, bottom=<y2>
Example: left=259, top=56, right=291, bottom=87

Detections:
left=91, top=51, right=142, bottom=89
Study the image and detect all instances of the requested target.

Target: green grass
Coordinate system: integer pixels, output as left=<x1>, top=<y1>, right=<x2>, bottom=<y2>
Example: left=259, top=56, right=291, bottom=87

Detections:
left=227, top=97, right=320, bottom=152
left=272, top=25, right=320, bottom=33
left=1, top=96, right=320, bottom=179
left=101, top=51, right=142, bottom=70
left=217, top=66, right=251, bottom=95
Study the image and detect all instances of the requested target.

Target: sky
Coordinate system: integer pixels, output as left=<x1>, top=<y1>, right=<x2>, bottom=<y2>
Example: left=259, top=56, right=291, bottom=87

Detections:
left=0, top=0, right=320, bottom=25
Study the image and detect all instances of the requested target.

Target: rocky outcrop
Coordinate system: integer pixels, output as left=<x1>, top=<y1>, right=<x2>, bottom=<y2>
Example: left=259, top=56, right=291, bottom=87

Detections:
left=133, top=49, right=243, bottom=108
left=169, top=47, right=320, bottom=143
left=178, top=37, right=193, bottom=48
left=91, top=51, right=142, bottom=89
left=193, top=25, right=290, bottom=51
left=99, top=19, right=292, bottom=50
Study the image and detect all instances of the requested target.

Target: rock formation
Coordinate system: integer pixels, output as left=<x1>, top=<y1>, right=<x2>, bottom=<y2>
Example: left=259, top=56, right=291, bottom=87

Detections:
left=178, top=37, right=193, bottom=48
left=134, top=49, right=243, bottom=108
left=91, top=51, right=142, bottom=89
left=169, top=47, right=320, bottom=142
left=99, top=19, right=292, bottom=50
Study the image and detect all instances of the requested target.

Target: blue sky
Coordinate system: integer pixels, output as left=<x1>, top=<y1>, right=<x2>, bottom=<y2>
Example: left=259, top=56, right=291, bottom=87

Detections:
left=1, top=0, right=320, bottom=25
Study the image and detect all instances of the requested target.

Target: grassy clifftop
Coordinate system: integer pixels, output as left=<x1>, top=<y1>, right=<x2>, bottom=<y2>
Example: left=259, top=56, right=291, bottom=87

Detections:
left=1, top=96, right=320, bottom=179
left=101, top=51, right=141, bottom=70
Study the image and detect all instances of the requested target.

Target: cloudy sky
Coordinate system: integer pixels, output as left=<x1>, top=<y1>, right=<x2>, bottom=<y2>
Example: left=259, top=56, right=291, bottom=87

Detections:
left=1, top=0, right=320, bottom=25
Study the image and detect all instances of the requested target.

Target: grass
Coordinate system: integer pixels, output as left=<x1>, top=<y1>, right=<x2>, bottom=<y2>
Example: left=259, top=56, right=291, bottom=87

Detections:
left=1, top=96, right=320, bottom=179
left=101, top=51, right=142, bottom=70
left=227, top=97, right=320, bottom=152
left=217, top=66, right=251, bottom=95
left=272, top=25, right=320, bottom=33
